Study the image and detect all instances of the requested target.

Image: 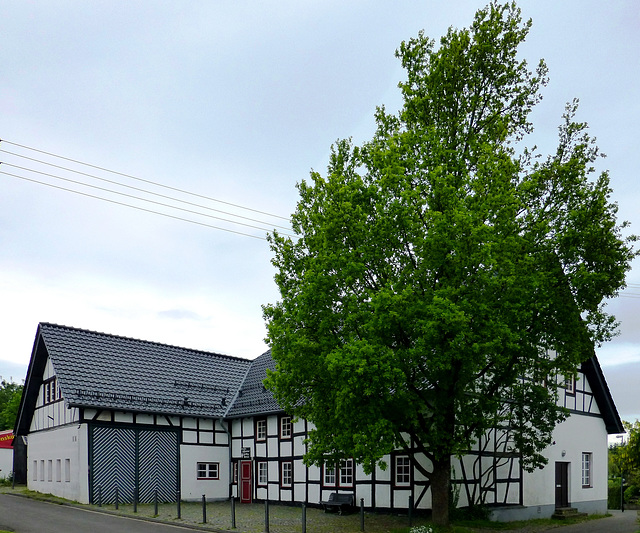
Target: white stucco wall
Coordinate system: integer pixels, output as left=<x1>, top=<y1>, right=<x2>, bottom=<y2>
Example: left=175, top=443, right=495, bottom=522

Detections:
left=27, top=423, right=89, bottom=503
left=0, top=449, right=12, bottom=479
left=180, top=444, right=230, bottom=501
left=482, top=413, right=612, bottom=521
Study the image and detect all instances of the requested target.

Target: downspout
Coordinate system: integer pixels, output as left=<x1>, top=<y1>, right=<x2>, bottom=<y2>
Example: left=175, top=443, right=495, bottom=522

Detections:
left=219, top=418, right=233, bottom=500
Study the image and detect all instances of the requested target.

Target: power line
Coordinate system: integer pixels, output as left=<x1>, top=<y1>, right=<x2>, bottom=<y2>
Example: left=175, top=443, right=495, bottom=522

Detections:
left=1, top=161, right=296, bottom=238
left=0, top=139, right=291, bottom=222
left=0, top=168, right=268, bottom=240
left=0, top=148, right=293, bottom=232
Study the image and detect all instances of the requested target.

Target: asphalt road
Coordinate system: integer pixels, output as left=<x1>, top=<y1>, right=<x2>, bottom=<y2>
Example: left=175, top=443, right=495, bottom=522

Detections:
left=0, top=494, right=199, bottom=533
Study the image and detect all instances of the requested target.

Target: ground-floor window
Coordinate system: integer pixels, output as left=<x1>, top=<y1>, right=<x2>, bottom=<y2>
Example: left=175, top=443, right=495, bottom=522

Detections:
left=323, top=459, right=354, bottom=488
left=258, top=461, right=268, bottom=485
left=197, top=462, right=220, bottom=480
left=281, top=461, right=292, bottom=487
left=582, top=452, right=592, bottom=488
left=395, top=455, right=411, bottom=486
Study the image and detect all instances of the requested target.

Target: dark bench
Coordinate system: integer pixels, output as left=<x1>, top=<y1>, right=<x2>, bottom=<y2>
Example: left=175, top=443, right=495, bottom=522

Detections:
left=320, top=492, right=354, bottom=514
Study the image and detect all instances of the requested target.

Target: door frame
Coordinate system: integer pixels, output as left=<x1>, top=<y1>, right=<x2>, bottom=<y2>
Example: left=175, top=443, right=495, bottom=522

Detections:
left=555, top=461, right=570, bottom=508
left=240, top=460, right=252, bottom=503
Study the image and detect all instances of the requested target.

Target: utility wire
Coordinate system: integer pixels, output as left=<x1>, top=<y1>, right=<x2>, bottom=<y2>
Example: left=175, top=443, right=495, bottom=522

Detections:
left=1, top=163, right=296, bottom=237
left=0, top=148, right=293, bottom=232
left=0, top=169, right=267, bottom=240
left=0, top=139, right=291, bottom=221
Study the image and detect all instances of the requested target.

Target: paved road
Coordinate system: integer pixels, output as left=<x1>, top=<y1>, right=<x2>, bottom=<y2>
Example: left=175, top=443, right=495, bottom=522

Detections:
left=0, top=494, right=201, bottom=533
left=550, top=510, right=639, bottom=533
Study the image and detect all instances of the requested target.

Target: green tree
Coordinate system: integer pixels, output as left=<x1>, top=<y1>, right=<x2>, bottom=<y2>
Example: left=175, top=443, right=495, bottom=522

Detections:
left=263, top=2, right=636, bottom=526
left=0, top=379, right=23, bottom=431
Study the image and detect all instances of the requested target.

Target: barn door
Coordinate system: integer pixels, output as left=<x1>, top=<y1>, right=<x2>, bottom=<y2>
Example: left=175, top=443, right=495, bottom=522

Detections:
left=240, top=460, right=252, bottom=503
left=555, top=462, right=569, bottom=508
left=90, top=425, right=179, bottom=504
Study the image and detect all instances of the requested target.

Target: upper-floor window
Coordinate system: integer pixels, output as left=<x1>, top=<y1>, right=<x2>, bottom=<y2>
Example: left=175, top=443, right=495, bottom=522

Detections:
left=197, top=462, right=219, bottom=480
left=280, top=416, right=292, bottom=439
left=564, top=375, right=575, bottom=395
left=43, top=376, right=60, bottom=405
left=256, top=419, right=267, bottom=441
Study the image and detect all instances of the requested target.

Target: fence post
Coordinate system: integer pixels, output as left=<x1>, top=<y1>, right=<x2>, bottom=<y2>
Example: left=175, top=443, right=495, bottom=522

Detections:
left=154, top=489, right=158, bottom=516
left=408, top=494, right=413, bottom=527
left=302, top=503, right=307, bottom=533
left=177, top=491, right=181, bottom=519
left=97, top=485, right=102, bottom=507
left=134, top=488, right=138, bottom=513
left=115, top=486, right=119, bottom=510
left=360, top=498, right=365, bottom=532
left=202, top=494, right=207, bottom=523
left=265, top=500, right=270, bottom=533
left=231, top=496, right=236, bottom=529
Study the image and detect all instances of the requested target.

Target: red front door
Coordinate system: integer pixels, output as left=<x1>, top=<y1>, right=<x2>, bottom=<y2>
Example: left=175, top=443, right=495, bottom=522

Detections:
left=240, top=460, right=252, bottom=503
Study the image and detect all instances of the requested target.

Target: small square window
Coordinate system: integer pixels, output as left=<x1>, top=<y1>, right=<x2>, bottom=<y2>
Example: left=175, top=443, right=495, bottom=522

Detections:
left=564, top=376, right=575, bottom=395
left=281, top=462, right=292, bottom=487
left=197, top=462, right=219, bottom=480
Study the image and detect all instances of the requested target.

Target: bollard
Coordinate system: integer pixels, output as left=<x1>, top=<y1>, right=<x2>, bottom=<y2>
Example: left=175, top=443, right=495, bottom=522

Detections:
left=177, top=491, right=181, bottom=519
left=265, top=500, right=270, bottom=533
left=360, top=498, right=365, bottom=532
left=202, top=494, right=207, bottom=523
left=302, top=503, right=307, bottom=533
left=115, top=486, right=119, bottom=510
left=154, top=489, right=158, bottom=516
left=408, top=494, right=413, bottom=527
left=134, top=488, right=138, bottom=513
left=231, top=496, right=236, bottom=529
left=97, top=485, right=102, bottom=507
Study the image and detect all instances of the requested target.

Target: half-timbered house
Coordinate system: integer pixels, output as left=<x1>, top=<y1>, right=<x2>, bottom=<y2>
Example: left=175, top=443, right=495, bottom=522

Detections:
left=15, top=323, right=623, bottom=520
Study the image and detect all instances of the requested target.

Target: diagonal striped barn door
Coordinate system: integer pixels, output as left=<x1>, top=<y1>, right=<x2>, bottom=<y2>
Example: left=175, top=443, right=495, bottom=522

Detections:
left=138, top=429, right=179, bottom=503
left=90, top=425, right=179, bottom=504
left=91, top=426, right=136, bottom=504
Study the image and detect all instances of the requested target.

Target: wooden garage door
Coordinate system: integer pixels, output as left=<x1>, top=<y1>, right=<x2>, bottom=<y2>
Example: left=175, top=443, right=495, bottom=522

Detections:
left=90, top=425, right=179, bottom=504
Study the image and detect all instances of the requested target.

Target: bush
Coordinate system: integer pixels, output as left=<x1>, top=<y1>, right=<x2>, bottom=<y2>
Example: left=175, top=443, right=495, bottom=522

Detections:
left=608, top=478, right=623, bottom=509
left=624, top=484, right=640, bottom=503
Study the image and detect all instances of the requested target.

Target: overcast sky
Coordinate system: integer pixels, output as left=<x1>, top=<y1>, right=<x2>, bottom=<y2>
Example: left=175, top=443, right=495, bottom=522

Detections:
left=1, top=1, right=638, bottom=424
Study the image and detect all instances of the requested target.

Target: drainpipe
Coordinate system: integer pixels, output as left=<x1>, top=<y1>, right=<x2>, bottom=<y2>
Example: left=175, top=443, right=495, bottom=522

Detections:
left=219, top=418, right=233, bottom=500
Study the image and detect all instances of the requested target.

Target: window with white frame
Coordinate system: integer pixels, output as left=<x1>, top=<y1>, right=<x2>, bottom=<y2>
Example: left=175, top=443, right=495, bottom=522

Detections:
left=324, top=464, right=336, bottom=486
left=582, top=452, right=592, bottom=488
left=281, top=461, right=292, bottom=487
left=395, top=455, right=411, bottom=486
left=564, top=375, right=575, bottom=395
left=197, top=462, right=219, bottom=480
left=280, top=416, right=292, bottom=439
left=256, top=419, right=267, bottom=441
left=340, top=459, right=354, bottom=487
left=258, top=461, right=268, bottom=486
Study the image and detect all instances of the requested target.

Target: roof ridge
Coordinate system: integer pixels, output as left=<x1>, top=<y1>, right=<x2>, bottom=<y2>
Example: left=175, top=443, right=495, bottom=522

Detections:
left=38, top=322, right=252, bottom=363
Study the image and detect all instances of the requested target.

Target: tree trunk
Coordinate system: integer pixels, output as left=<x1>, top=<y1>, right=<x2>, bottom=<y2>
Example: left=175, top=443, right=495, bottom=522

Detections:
left=431, top=454, right=451, bottom=527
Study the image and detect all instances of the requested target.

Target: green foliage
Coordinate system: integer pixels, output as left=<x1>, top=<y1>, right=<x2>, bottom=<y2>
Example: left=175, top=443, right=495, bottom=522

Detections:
left=608, top=478, right=623, bottom=510
left=0, top=379, right=23, bottom=431
left=263, top=1, right=636, bottom=526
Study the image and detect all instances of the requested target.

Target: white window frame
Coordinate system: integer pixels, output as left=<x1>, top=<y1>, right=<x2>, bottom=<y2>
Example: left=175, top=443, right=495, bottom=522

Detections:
left=582, top=452, right=592, bottom=488
left=258, top=461, right=268, bottom=486
left=197, top=462, right=220, bottom=480
left=323, top=464, right=336, bottom=487
left=281, top=461, right=293, bottom=487
left=339, top=459, right=354, bottom=487
left=395, top=455, right=411, bottom=486
left=280, top=416, right=292, bottom=439
left=256, top=419, right=267, bottom=441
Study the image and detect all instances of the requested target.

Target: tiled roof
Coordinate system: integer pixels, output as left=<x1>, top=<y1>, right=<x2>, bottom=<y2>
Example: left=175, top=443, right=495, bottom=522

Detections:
left=39, top=323, right=252, bottom=418
left=225, top=350, right=282, bottom=418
